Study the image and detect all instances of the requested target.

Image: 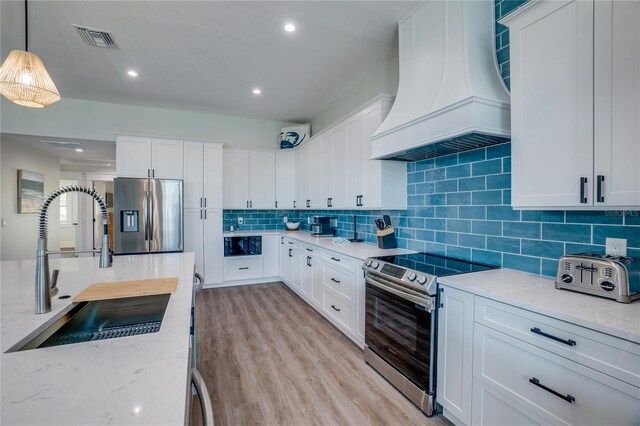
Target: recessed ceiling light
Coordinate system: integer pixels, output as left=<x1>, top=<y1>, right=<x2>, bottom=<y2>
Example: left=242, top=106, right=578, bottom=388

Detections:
left=127, top=70, right=138, bottom=77
left=75, top=148, right=83, bottom=152
left=284, top=23, right=296, bottom=32
left=253, top=88, right=261, bottom=95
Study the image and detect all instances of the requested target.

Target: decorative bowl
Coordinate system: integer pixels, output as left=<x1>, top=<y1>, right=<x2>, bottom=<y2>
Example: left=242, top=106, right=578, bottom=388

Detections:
left=285, top=221, right=300, bottom=230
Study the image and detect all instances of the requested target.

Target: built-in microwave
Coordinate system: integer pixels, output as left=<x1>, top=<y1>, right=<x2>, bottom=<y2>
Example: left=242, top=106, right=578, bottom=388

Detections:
left=224, top=236, right=262, bottom=257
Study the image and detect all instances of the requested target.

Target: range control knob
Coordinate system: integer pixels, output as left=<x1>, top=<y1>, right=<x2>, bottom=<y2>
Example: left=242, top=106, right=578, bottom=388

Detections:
left=600, top=281, right=616, bottom=292
left=407, top=272, right=417, bottom=281
left=371, top=261, right=380, bottom=269
left=560, top=274, right=573, bottom=284
left=365, top=259, right=372, bottom=267
left=416, top=275, right=427, bottom=285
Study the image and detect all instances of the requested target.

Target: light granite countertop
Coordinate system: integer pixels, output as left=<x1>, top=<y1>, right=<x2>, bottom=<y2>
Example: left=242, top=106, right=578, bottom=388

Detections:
left=438, top=268, right=640, bottom=343
left=223, top=229, right=414, bottom=260
left=1, top=252, right=195, bottom=425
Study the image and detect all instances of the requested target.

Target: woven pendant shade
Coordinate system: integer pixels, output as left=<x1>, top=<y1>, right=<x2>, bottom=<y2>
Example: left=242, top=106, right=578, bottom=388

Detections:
left=0, top=50, right=61, bottom=108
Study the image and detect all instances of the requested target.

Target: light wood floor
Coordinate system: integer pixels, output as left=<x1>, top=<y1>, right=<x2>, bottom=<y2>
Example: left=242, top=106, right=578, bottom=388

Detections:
left=194, top=282, right=449, bottom=426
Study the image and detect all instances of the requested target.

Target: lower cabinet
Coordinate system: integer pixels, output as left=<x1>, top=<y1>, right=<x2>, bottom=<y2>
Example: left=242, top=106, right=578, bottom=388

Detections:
left=262, top=235, right=280, bottom=278
left=437, top=284, right=640, bottom=425
left=223, top=256, right=264, bottom=281
left=184, top=208, right=222, bottom=285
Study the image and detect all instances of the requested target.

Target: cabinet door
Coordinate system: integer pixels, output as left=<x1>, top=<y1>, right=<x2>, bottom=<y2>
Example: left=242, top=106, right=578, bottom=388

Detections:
left=355, top=269, right=366, bottom=344
left=301, top=253, right=313, bottom=297
left=320, top=134, right=334, bottom=208
left=279, top=238, right=289, bottom=283
left=203, top=143, right=223, bottom=209
left=283, top=245, right=293, bottom=285
left=296, top=144, right=310, bottom=209
left=276, top=150, right=296, bottom=209
left=289, top=249, right=301, bottom=291
left=346, top=114, right=364, bottom=208
left=116, top=136, right=152, bottom=178
left=311, top=257, right=324, bottom=307
left=308, top=139, right=323, bottom=209
left=203, top=209, right=223, bottom=284
left=151, top=139, right=183, bottom=179
left=437, top=285, right=475, bottom=425
left=331, top=125, right=347, bottom=208
left=223, top=150, right=250, bottom=209
left=249, top=151, right=276, bottom=209
left=508, top=1, right=594, bottom=208
left=262, top=235, right=280, bottom=278
left=183, top=142, right=204, bottom=210
left=594, top=0, right=640, bottom=207
left=471, top=379, right=545, bottom=426
left=184, top=209, right=204, bottom=279
left=361, top=105, right=383, bottom=208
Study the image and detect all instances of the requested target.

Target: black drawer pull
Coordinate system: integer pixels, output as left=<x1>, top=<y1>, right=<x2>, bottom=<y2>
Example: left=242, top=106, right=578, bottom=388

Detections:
left=529, top=377, right=575, bottom=403
left=331, top=278, right=341, bottom=284
left=331, top=257, right=340, bottom=262
left=288, top=241, right=294, bottom=245
left=239, top=267, right=249, bottom=270
left=306, top=248, right=313, bottom=252
left=331, top=305, right=341, bottom=312
left=531, top=327, right=576, bottom=347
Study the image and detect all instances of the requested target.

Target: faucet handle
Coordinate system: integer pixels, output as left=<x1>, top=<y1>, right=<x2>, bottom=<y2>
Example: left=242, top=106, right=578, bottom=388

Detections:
left=50, top=269, right=59, bottom=296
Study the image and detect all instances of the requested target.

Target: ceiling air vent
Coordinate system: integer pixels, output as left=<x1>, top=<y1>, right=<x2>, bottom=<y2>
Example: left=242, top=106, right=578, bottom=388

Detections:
left=42, top=140, right=86, bottom=150
left=74, top=25, right=117, bottom=48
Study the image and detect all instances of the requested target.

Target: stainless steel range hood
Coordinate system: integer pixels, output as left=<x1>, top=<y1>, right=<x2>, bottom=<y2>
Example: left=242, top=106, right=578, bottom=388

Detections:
left=370, top=1, right=511, bottom=161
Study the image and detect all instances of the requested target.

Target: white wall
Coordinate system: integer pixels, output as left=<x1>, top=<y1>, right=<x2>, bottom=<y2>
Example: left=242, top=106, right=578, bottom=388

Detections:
left=1, top=97, right=296, bottom=149
left=1, top=135, right=61, bottom=261
left=310, top=53, right=399, bottom=134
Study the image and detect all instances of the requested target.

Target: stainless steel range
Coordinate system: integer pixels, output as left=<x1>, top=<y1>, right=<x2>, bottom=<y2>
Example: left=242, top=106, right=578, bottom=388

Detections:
left=362, top=253, right=496, bottom=416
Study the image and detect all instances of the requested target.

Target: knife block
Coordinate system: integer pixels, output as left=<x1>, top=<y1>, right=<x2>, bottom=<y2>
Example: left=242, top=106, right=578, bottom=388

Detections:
left=377, top=227, right=397, bottom=249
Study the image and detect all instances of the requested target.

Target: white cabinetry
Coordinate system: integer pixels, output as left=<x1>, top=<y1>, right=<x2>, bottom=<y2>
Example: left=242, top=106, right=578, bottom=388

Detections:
left=437, top=283, right=640, bottom=425
left=296, top=144, right=310, bottom=210
left=308, top=139, right=322, bottom=209
left=223, top=149, right=276, bottom=209
left=437, top=285, right=475, bottom=425
left=116, top=136, right=183, bottom=179
left=504, top=0, right=640, bottom=208
left=185, top=209, right=222, bottom=285
left=275, top=150, right=296, bottom=209
left=262, top=235, right=280, bottom=278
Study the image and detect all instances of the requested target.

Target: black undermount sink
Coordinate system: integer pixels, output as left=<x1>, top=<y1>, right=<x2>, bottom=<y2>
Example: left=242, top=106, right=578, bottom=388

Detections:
left=6, top=293, right=170, bottom=352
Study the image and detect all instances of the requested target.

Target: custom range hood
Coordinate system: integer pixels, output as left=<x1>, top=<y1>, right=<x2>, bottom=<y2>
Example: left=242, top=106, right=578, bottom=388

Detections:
left=370, top=1, right=511, bottom=161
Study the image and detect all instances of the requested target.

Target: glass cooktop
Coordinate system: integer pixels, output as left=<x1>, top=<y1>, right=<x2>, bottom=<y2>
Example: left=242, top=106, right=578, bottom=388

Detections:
left=373, top=253, right=497, bottom=277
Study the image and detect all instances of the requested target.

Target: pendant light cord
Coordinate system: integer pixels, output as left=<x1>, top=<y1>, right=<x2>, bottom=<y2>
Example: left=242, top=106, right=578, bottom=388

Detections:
left=25, top=0, right=28, bottom=52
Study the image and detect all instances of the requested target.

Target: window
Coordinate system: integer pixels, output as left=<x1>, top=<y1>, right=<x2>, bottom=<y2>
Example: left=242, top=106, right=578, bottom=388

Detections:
left=59, top=179, right=77, bottom=226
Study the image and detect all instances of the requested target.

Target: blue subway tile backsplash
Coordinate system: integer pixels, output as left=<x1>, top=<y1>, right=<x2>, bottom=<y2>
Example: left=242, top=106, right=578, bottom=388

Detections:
left=224, top=143, right=640, bottom=278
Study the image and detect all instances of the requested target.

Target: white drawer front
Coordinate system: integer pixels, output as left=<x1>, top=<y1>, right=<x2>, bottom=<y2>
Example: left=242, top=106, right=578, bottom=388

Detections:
left=323, top=286, right=354, bottom=332
left=301, top=243, right=320, bottom=256
left=472, top=378, right=550, bottom=426
left=473, top=324, right=640, bottom=426
left=474, top=296, right=640, bottom=388
left=323, top=263, right=354, bottom=300
left=322, top=251, right=356, bottom=271
left=223, top=256, right=264, bottom=281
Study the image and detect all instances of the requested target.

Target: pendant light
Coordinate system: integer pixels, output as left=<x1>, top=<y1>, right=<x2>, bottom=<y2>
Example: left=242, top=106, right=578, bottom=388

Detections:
left=0, top=0, right=60, bottom=108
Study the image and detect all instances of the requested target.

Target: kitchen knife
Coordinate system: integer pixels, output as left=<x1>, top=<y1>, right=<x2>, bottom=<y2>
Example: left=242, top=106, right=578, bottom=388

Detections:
left=383, top=215, right=392, bottom=228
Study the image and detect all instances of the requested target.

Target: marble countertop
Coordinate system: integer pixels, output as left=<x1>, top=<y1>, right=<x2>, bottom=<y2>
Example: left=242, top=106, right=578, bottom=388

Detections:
left=438, top=269, right=640, bottom=343
left=1, top=253, right=195, bottom=425
left=222, top=229, right=414, bottom=260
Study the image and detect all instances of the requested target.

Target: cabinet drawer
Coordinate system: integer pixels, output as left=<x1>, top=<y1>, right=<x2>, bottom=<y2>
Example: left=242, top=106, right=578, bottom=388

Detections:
left=323, top=286, right=354, bottom=332
left=223, top=256, right=264, bottom=281
left=474, top=296, right=640, bottom=388
left=301, top=243, right=320, bottom=256
left=473, top=324, right=640, bottom=426
left=322, top=251, right=356, bottom=271
left=323, top=263, right=354, bottom=300
left=472, top=378, right=549, bottom=426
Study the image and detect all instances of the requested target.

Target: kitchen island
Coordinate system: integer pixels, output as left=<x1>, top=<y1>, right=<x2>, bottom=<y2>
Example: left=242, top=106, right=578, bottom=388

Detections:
left=1, top=252, right=195, bottom=425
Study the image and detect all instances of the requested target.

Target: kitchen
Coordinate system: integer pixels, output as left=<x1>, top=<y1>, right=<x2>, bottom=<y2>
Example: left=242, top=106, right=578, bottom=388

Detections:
left=1, top=0, right=639, bottom=425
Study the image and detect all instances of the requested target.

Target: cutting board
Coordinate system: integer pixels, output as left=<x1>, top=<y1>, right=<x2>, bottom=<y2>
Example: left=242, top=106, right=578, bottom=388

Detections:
left=73, top=277, right=179, bottom=302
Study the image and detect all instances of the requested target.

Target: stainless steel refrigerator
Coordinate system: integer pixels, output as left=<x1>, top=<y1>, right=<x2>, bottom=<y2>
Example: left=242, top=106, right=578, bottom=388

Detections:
left=113, top=178, right=183, bottom=254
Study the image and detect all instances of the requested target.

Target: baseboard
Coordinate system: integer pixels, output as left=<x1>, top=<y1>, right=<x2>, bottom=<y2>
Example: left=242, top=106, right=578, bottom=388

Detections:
left=203, top=277, right=281, bottom=289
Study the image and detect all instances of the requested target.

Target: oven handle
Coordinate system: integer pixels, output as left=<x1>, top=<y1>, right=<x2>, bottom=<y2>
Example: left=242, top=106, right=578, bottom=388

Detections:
left=365, top=276, right=432, bottom=311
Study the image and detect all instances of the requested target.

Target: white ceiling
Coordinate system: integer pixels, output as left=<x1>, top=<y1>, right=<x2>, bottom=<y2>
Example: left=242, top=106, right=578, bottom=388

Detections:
left=0, top=1, right=418, bottom=123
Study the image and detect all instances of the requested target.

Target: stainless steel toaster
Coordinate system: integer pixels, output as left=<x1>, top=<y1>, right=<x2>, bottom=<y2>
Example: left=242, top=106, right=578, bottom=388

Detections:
left=556, top=254, right=640, bottom=303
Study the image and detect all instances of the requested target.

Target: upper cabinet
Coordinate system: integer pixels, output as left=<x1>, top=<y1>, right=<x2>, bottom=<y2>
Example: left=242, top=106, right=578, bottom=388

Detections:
left=504, top=0, right=640, bottom=209
left=183, top=141, right=223, bottom=210
left=116, top=136, right=183, bottom=179
left=276, top=150, right=296, bottom=210
left=223, top=149, right=276, bottom=209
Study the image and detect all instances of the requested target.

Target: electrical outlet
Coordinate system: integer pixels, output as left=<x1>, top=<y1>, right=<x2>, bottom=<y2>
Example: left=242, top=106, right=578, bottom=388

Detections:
left=283, top=216, right=288, bottom=223
left=606, top=238, right=627, bottom=257
left=1, top=218, right=6, bottom=227
left=237, top=217, right=244, bottom=225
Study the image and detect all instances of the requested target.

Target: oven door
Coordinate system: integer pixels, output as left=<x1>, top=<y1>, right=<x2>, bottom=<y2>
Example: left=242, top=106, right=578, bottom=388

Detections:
left=365, top=274, right=435, bottom=392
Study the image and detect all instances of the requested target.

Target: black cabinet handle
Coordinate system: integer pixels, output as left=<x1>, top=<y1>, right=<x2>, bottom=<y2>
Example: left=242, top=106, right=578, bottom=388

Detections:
left=239, top=267, right=249, bottom=270
left=200, top=198, right=203, bottom=208
left=288, top=241, right=294, bottom=245
left=281, top=237, right=284, bottom=244
left=331, top=278, right=341, bottom=284
left=288, top=248, right=292, bottom=258
left=307, top=256, right=311, bottom=267
left=250, top=200, right=252, bottom=208
left=580, top=177, right=588, bottom=203
left=331, top=305, right=341, bottom=312
left=152, top=169, right=155, bottom=178
left=597, top=175, right=605, bottom=203
left=204, top=210, right=207, bottom=219
left=530, top=327, right=576, bottom=346
left=204, top=198, right=207, bottom=208
left=529, top=377, right=575, bottom=403
left=246, top=200, right=249, bottom=208
left=275, top=201, right=278, bottom=208
left=293, top=200, right=296, bottom=208
left=331, top=257, right=340, bottom=262
left=306, top=248, right=313, bottom=252
left=306, top=200, right=310, bottom=208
